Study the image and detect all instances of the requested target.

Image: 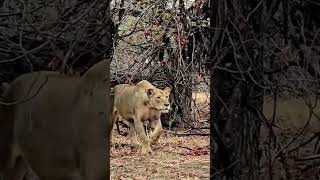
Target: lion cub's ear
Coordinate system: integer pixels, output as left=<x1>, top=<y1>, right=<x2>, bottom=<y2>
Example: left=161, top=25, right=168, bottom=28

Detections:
left=146, top=88, right=154, bottom=97
left=164, top=87, right=171, bottom=94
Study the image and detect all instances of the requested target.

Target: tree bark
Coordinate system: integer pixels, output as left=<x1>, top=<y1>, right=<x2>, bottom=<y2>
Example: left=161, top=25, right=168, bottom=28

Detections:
left=210, top=1, right=264, bottom=179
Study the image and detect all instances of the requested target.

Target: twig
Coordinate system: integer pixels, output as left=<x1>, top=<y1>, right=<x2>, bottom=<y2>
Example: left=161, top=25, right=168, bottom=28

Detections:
left=163, top=130, right=209, bottom=136
left=271, top=104, right=315, bottom=165
left=177, top=145, right=193, bottom=151
left=294, top=154, right=320, bottom=161
left=0, top=74, right=48, bottom=106
left=286, top=133, right=319, bottom=154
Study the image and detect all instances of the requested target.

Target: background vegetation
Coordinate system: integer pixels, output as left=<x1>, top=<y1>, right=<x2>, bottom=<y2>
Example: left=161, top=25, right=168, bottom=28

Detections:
left=1, top=0, right=320, bottom=179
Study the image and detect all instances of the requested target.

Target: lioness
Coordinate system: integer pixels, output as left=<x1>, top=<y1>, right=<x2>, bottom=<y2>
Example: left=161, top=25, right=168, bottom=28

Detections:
left=0, top=59, right=111, bottom=179
left=111, top=80, right=171, bottom=154
left=263, top=96, right=320, bottom=134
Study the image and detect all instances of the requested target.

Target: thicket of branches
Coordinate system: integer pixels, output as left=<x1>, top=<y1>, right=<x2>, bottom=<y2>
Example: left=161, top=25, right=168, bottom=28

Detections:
left=208, top=0, right=320, bottom=179
left=111, top=1, right=320, bottom=178
left=0, top=0, right=113, bottom=84
left=1, top=0, right=320, bottom=178
left=110, top=0, right=211, bottom=127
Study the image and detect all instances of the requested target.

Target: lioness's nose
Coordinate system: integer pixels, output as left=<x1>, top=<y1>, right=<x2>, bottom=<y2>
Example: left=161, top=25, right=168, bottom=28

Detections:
left=165, top=103, right=170, bottom=106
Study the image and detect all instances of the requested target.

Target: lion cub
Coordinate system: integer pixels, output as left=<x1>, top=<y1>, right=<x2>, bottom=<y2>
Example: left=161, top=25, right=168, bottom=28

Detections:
left=111, top=80, right=171, bottom=154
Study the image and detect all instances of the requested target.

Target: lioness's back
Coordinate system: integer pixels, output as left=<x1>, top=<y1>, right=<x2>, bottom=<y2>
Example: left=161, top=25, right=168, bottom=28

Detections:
left=112, top=84, right=150, bottom=119
left=8, top=71, right=81, bottom=126
left=113, top=84, right=148, bottom=104
left=136, top=80, right=155, bottom=90
left=8, top=71, right=80, bottom=102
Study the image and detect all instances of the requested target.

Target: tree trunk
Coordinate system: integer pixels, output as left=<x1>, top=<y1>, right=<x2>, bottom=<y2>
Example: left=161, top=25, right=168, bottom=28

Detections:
left=210, top=0, right=264, bottom=179
left=210, top=49, right=263, bottom=180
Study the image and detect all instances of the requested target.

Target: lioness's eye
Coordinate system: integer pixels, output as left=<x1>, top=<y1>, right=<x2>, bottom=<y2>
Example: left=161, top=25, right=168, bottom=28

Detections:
left=157, top=97, right=161, bottom=99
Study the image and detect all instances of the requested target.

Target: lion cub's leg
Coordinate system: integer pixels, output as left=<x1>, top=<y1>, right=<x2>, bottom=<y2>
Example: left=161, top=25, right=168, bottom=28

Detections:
left=149, top=118, right=163, bottom=145
left=128, top=121, right=139, bottom=148
left=134, top=118, right=152, bottom=154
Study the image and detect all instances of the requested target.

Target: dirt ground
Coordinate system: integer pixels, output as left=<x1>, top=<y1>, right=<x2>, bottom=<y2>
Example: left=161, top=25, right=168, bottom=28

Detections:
left=110, top=129, right=210, bottom=180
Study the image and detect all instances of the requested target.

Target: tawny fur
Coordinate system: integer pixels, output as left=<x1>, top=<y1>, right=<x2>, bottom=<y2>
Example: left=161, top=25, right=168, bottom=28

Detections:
left=263, top=96, right=320, bottom=134
left=111, top=80, right=171, bottom=154
left=0, top=59, right=111, bottom=180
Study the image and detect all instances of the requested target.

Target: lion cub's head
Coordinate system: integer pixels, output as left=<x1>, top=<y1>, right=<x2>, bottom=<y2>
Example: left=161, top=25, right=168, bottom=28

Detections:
left=136, top=80, right=171, bottom=113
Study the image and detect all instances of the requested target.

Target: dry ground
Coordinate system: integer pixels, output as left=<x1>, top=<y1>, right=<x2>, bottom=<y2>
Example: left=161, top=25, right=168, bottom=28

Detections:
left=110, top=91, right=210, bottom=179
left=110, top=129, right=210, bottom=180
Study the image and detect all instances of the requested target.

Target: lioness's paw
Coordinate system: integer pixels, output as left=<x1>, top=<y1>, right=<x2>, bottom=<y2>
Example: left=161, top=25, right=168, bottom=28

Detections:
left=140, top=145, right=153, bottom=155
left=132, top=143, right=141, bottom=149
left=150, top=137, right=159, bottom=145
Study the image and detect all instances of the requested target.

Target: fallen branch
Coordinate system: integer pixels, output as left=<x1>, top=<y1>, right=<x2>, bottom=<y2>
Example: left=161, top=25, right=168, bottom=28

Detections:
left=112, top=143, right=132, bottom=148
left=175, top=133, right=209, bottom=136
left=164, top=130, right=209, bottom=136
left=181, top=127, right=210, bottom=133
left=177, top=145, right=193, bottom=151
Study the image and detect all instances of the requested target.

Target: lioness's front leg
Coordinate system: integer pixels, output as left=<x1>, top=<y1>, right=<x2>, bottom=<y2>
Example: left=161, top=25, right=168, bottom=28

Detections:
left=150, top=118, right=162, bottom=145
left=128, top=121, right=139, bottom=148
left=134, top=118, right=152, bottom=154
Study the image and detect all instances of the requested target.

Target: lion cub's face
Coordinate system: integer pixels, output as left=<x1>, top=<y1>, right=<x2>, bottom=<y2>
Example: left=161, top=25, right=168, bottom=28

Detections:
left=146, top=87, right=171, bottom=113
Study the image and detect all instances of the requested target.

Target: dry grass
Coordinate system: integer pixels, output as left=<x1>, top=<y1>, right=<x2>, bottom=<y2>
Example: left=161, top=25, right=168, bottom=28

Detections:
left=110, top=130, right=210, bottom=180
left=191, top=91, right=210, bottom=123
left=192, top=92, right=209, bottom=105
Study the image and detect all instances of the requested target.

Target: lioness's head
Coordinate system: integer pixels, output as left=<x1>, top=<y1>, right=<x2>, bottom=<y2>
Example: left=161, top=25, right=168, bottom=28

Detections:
left=146, top=87, right=171, bottom=113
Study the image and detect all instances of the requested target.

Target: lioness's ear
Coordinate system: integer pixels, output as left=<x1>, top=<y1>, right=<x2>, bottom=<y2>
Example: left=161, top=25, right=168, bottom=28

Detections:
left=146, top=88, right=154, bottom=97
left=164, top=87, right=171, bottom=94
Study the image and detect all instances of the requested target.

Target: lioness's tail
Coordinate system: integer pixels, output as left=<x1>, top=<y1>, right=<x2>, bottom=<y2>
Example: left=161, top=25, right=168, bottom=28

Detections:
left=109, top=87, right=114, bottom=119
left=115, top=118, right=129, bottom=136
left=110, top=87, right=127, bottom=136
left=110, top=87, right=114, bottom=95
left=115, top=117, right=121, bottom=135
